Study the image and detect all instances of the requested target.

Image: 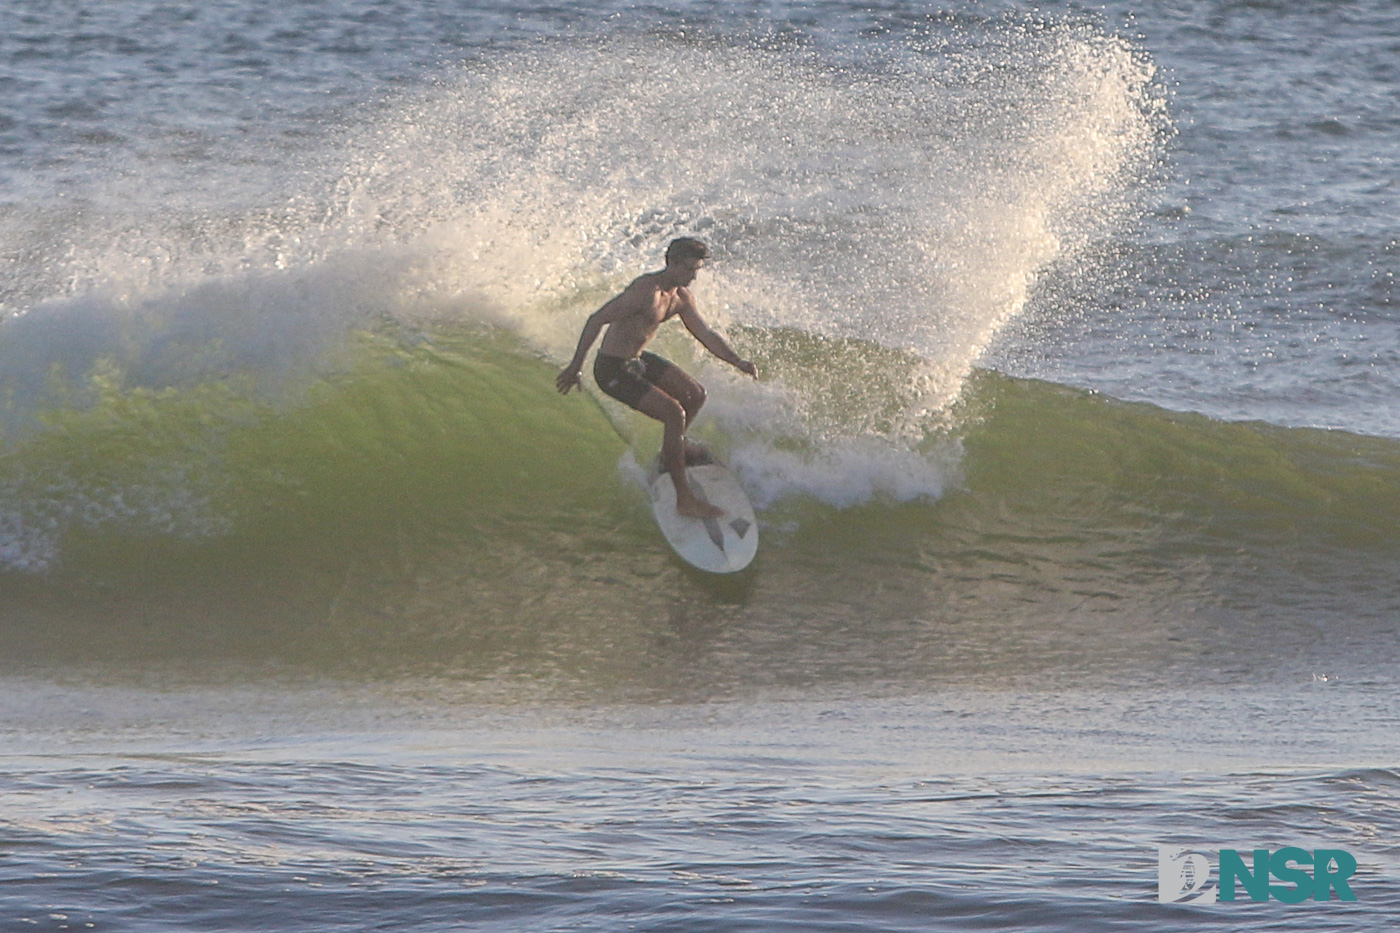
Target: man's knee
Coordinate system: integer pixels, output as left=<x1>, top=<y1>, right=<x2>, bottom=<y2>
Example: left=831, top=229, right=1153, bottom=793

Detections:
left=681, top=383, right=706, bottom=419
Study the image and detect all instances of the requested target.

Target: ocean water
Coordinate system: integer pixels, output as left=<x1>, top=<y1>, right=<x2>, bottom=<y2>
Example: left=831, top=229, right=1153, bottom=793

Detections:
left=2, top=0, right=1399, bottom=930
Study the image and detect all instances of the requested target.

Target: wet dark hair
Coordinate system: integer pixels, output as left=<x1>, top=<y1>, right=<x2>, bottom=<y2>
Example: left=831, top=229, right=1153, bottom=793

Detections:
left=665, top=237, right=710, bottom=265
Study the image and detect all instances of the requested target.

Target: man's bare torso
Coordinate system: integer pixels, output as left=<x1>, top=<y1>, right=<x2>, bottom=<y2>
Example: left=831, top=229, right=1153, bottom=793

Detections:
left=597, top=272, right=690, bottom=358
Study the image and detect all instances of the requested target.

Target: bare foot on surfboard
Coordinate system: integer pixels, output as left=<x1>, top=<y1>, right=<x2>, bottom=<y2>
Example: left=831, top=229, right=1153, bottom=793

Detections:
left=676, top=493, right=724, bottom=520
left=683, top=441, right=714, bottom=467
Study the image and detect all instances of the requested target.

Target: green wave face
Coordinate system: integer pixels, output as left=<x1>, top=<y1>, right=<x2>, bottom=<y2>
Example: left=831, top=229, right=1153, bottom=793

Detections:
left=960, top=371, right=1400, bottom=549
left=2, top=330, right=1396, bottom=698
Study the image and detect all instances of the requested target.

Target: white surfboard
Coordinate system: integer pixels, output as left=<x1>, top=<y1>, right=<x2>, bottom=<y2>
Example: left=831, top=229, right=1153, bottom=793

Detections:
left=648, top=454, right=758, bottom=574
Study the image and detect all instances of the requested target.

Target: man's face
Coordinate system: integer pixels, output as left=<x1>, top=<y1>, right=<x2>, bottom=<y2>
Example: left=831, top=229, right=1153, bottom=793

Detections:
left=672, top=257, right=705, bottom=286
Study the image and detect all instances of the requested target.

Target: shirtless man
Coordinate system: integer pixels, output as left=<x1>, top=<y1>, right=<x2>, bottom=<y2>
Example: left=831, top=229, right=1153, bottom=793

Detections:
left=556, top=237, right=758, bottom=520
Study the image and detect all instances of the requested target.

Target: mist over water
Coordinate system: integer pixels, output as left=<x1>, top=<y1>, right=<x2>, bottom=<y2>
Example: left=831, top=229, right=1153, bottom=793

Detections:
left=0, top=23, right=1166, bottom=576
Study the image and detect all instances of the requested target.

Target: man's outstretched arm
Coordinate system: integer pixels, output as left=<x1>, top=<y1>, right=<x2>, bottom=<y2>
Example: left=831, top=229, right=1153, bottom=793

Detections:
left=678, top=300, right=758, bottom=379
left=556, top=295, right=628, bottom=394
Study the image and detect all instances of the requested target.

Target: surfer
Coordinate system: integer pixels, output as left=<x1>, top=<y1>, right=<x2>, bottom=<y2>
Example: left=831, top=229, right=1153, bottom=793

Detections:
left=556, top=237, right=758, bottom=520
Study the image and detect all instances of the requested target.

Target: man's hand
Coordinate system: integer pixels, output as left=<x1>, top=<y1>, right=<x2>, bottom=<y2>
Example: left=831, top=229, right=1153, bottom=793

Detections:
left=735, top=359, right=759, bottom=379
left=556, top=365, right=582, bottom=394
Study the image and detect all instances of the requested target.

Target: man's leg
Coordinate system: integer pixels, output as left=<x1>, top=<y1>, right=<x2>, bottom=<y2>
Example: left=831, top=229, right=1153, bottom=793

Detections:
left=633, top=387, right=723, bottom=520
left=650, top=364, right=711, bottom=464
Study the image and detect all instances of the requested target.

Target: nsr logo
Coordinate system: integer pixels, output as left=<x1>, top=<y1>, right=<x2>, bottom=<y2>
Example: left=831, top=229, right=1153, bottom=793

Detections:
left=1159, top=846, right=1358, bottom=904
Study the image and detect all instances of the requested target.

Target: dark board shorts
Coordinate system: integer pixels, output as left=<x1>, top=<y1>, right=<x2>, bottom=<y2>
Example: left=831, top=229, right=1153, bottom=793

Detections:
left=593, top=351, right=674, bottom=409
